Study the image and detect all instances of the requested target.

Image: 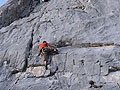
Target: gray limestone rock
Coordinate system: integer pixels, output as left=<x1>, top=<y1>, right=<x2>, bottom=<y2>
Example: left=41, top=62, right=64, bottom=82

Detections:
left=0, top=0, right=120, bottom=90
left=0, top=0, right=40, bottom=29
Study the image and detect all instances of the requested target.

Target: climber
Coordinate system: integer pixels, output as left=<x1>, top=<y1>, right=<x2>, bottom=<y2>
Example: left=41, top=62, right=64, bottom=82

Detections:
left=39, top=41, right=58, bottom=69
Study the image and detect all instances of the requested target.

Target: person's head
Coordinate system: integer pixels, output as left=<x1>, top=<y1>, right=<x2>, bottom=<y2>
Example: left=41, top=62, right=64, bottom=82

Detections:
left=43, top=41, right=47, bottom=43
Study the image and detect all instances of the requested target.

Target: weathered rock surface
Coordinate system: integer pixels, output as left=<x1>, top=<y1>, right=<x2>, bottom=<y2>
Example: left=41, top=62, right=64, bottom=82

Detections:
left=0, top=0, right=120, bottom=90
left=0, top=0, right=40, bottom=29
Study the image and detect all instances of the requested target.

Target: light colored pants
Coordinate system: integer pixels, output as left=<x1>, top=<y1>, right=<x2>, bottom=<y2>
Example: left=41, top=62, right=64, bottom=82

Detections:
left=42, top=47, right=50, bottom=62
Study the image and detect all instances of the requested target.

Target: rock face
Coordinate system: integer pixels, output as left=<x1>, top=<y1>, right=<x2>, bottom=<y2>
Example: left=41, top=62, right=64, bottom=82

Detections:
left=0, top=0, right=40, bottom=29
left=0, top=0, right=120, bottom=90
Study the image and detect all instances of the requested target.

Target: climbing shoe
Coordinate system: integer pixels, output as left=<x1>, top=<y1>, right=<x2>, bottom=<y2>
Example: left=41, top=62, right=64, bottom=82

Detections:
left=45, top=65, right=48, bottom=70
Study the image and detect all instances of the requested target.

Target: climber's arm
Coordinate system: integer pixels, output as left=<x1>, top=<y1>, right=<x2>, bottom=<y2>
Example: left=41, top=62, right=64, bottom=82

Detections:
left=48, top=44, right=57, bottom=49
